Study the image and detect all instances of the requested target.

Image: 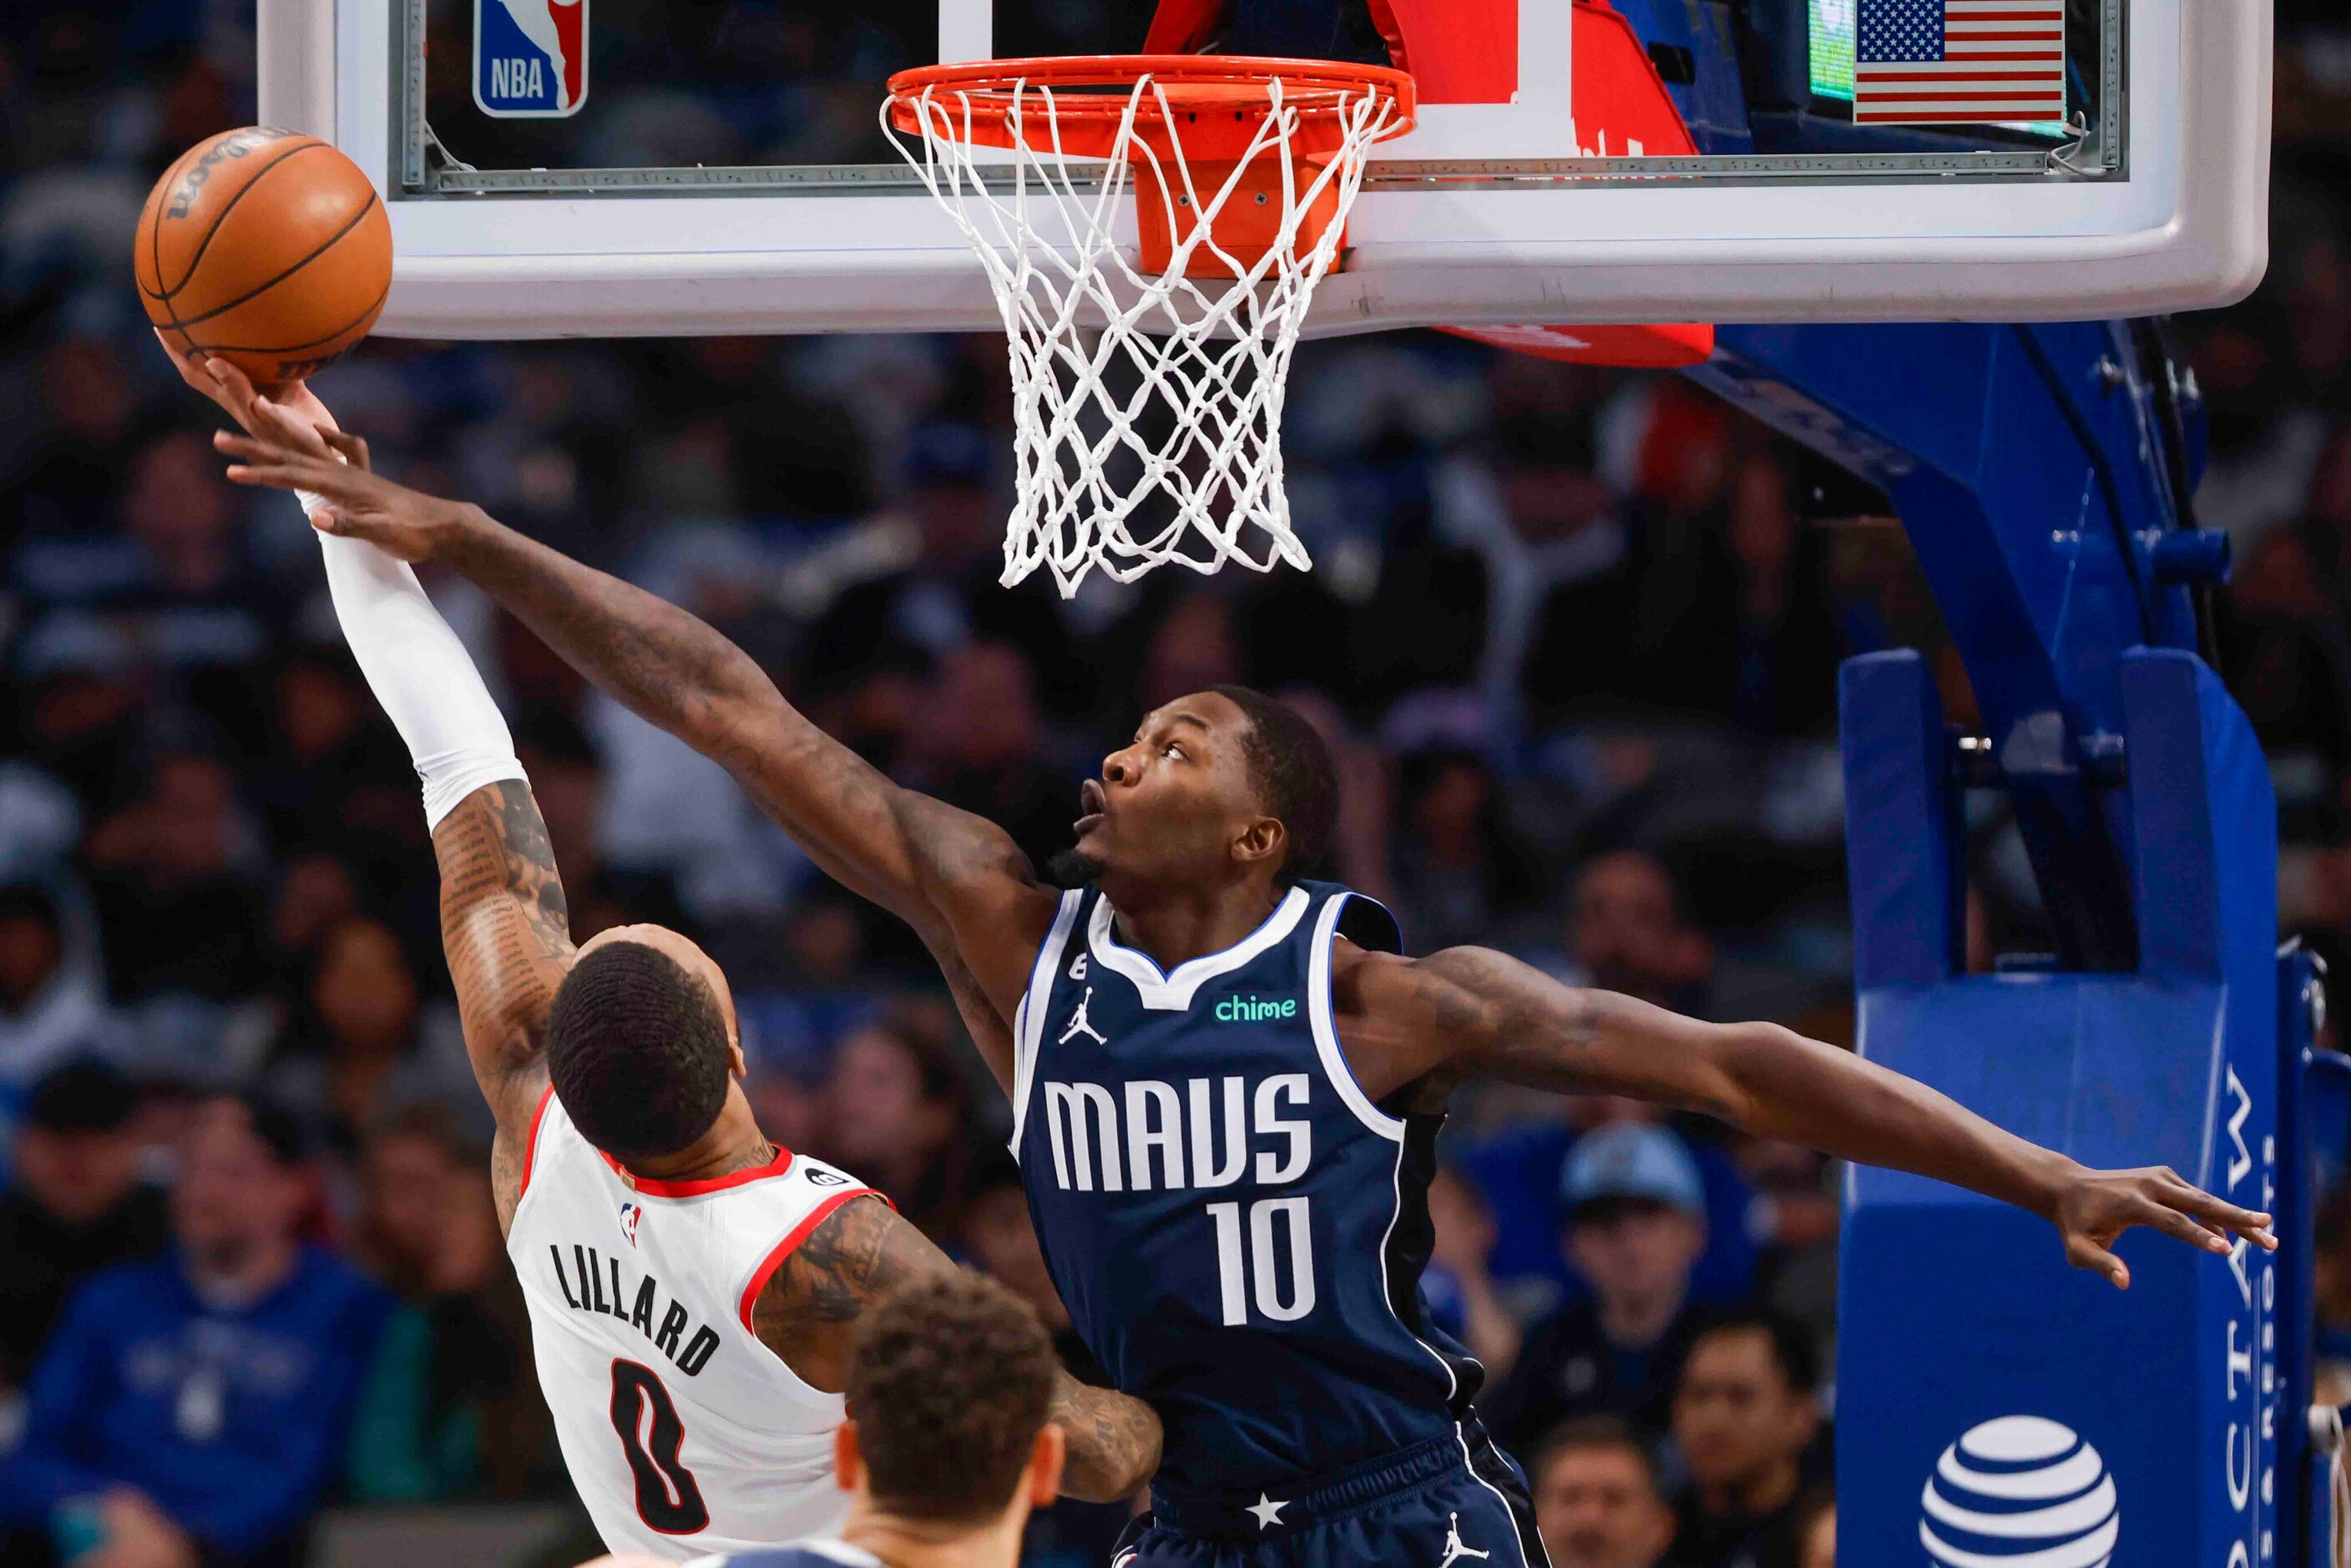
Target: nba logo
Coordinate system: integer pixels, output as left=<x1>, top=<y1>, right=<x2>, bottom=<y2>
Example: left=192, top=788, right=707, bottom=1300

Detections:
left=473, top=0, right=587, bottom=119
left=618, top=1201, right=640, bottom=1247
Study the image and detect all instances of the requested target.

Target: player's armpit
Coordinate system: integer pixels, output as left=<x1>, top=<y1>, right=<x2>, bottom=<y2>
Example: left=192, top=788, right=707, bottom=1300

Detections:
left=432, top=778, right=574, bottom=1125
left=752, top=1195, right=1161, bottom=1500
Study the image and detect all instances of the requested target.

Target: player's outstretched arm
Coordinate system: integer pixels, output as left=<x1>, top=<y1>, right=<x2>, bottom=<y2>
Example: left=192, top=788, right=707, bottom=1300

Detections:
left=753, top=1195, right=1162, bottom=1501
left=163, top=341, right=566, bottom=1211
left=211, top=421, right=1058, bottom=1086
left=1350, top=944, right=2278, bottom=1290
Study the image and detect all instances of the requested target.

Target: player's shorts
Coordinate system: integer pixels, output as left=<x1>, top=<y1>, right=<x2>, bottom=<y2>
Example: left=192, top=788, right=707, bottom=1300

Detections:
left=1112, top=1425, right=1550, bottom=1568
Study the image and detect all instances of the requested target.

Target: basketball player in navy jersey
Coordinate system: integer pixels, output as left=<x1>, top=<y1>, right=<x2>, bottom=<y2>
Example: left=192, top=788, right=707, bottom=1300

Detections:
left=583, top=1272, right=1070, bottom=1568
left=215, top=410, right=2277, bottom=1568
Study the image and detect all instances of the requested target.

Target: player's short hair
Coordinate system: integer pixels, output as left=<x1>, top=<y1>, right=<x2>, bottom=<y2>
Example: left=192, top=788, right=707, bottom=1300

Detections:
left=1685, top=1309, right=1822, bottom=1395
left=544, top=940, right=731, bottom=1161
left=847, top=1272, right=1059, bottom=1525
left=1530, top=1414, right=1664, bottom=1495
left=1208, top=685, right=1337, bottom=886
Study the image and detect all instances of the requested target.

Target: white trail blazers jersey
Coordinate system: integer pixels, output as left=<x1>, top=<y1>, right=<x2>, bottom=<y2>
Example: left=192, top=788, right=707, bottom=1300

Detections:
left=508, top=1089, right=882, bottom=1559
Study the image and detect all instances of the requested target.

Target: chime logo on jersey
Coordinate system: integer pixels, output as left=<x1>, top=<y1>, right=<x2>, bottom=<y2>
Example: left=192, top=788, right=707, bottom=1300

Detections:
left=618, top=1201, right=640, bottom=1247
left=473, top=0, right=586, bottom=118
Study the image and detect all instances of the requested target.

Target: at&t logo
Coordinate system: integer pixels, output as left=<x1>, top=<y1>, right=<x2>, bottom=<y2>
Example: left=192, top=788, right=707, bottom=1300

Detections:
left=1920, top=1417, right=2117, bottom=1568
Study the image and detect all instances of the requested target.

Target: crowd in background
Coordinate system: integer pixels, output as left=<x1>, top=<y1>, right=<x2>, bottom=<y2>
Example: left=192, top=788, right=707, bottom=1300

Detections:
left=1, top=3, right=2348, bottom=1566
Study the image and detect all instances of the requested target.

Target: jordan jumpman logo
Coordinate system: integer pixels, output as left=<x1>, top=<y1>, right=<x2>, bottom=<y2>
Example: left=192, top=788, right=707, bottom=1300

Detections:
left=1438, top=1513, right=1491, bottom=1568
left=1060, top=986, right=1108, bottom=1045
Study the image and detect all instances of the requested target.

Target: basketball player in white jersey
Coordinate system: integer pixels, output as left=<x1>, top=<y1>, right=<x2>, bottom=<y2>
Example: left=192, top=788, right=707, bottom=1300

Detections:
left=162, top=347, right=1160, bottom=1561
left=584, top=1271, right=1069, bottom=1568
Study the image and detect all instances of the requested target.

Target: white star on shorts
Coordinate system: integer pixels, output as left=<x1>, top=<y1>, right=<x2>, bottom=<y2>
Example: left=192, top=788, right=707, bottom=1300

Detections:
left=1246, top=1493, right=1289, bottom=1530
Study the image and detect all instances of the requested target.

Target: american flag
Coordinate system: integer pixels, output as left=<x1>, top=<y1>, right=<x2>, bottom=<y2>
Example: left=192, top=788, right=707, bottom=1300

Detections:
left=1855, top=0, right=2066, bottom=125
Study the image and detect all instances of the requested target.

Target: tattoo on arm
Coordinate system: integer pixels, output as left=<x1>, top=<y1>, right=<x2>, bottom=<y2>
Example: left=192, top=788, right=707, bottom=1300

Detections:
left=753, top=1195, right=934, bottom=1381
left=432, top=779, right=574, bottom=1103
left=754, top=1196, right=1161, bottom=1500
left=1048, top=1368, right=1163, bottom=1502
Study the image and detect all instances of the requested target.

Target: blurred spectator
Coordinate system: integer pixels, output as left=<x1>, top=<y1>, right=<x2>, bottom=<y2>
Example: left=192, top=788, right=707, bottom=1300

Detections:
left=1423, top=1165, right=1523, bottom=1379
left=1480, top=1124, right=1711, bottom=1451
left=0, top=882, right=122, bottom=1100
left=1669, top=1314, right=1823, bottom=1568
left=83, top=748, right=269, bottom=1004
left=1529, top=1416, right=1679, bottom=1568
left=820, top=1014, right=983, bottom=1238
left=7, top=337, right=140, bottom=544
left=259, top=916, right=482, bottom=1156
left=346, top=1104, right=546, bottom=1501
left=0, top=1096, right=391, bottom=1568
left=802, top=422, right=1082, bottom=717
left=904, top=641, right=1070, bottom=873
left=255, top=646, right=424, bottom=874
left=1625, top=453, right=1841, bottom=736
left=1458, top=1093, right=1756, bottom=1332
left=1390, top=747, right=1548, bottom=953
left=1569, top=851, right=1716, bottom=1014
left=0, top=1061, right=167, bottom=1391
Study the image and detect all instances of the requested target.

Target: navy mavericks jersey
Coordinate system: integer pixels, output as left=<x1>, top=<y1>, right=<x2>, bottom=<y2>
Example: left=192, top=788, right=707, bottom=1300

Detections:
left=1011, top=880, right=1482, bottom=1500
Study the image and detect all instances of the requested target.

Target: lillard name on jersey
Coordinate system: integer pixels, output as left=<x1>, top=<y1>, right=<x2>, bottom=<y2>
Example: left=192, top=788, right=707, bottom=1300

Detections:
left=508, top=1089, right=878, bottom=1559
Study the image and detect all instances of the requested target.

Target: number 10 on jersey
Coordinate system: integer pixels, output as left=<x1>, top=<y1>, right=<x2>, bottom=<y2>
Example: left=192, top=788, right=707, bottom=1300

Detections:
left=1207, top=1197, right=1315, bottom=1325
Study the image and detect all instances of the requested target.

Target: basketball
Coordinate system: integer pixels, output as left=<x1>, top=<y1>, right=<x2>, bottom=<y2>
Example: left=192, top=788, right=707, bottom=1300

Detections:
left=134, top=126, right=392, bottom=386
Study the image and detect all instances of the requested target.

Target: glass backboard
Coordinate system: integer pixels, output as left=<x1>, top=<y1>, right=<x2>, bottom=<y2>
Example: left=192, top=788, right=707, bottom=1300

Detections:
left=254, top=0, right=2272, bottom=340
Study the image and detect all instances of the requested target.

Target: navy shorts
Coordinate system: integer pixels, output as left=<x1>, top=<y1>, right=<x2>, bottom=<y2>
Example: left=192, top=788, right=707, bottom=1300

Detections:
left=1112, top=1427, right=1550, bottom=1568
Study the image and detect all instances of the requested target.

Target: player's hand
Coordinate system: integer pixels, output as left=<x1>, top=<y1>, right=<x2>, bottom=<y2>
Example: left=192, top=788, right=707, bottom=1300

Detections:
left=152, top=330, right=338, bottom=455
left=213, top=426, right=469, bottom=564
left=2050, top=1163, right=2276, bottom=1289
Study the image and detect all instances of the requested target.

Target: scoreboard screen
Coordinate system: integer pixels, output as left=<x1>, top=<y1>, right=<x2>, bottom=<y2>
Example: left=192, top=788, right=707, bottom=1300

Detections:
left=1809, top=0, right=1858, bottom=101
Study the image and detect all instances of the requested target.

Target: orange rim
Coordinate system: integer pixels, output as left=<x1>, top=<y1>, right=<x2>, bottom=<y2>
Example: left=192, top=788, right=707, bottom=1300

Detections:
left=886, top=53, right=1417, bottom=158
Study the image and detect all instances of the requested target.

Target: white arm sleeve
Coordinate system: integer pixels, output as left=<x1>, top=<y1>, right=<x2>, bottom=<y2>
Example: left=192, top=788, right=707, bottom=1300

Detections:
left=315, top=524, right=526, bottom=831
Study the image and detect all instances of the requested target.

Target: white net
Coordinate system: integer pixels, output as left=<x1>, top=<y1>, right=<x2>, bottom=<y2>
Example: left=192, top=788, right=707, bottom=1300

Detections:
left=884, top=68, right=1405, bottom=596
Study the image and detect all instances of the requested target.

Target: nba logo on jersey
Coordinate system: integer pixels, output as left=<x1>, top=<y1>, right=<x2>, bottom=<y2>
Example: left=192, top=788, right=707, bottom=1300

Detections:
left=473, top=0, right=586, bottom=118
left=617, top=1201, right=640, bottom=1247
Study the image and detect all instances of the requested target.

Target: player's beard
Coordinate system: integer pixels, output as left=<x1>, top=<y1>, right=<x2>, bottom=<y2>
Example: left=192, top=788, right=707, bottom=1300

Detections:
left=1045, top=847, right=1105, bottom=888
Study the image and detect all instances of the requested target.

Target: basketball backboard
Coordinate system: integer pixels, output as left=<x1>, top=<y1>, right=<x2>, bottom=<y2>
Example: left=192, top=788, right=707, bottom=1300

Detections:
left=255, top=0, right=2272, bottom=341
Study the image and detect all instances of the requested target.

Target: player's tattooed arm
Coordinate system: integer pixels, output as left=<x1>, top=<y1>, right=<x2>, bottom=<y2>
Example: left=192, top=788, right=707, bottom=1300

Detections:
left=1044, top=1363, right=1163, bottom=1503
left=1341, top=943, right=2278, bottom=1287
left=755, top=1195, right=1161, bottom=1500
left=432, top=779, right=573, bottom=1216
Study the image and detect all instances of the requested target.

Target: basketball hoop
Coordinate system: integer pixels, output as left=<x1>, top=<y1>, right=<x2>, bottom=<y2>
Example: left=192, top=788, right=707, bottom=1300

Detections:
left=883, top=56, right=1415, bottom=595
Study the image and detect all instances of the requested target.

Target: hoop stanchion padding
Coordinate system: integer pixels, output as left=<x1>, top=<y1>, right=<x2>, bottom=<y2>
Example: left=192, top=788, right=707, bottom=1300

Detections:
left=883, top=57, right=1414, bottom=596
